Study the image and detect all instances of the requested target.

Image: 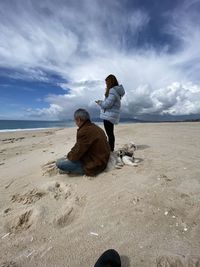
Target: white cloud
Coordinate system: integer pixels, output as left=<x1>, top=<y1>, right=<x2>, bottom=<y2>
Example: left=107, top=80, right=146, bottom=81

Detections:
left=26, top=104, right=64, bottom=119
left=1, top=0, right=200, bottom=119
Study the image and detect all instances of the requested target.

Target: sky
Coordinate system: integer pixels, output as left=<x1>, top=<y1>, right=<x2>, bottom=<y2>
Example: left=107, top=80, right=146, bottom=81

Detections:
left=1, top=0, right=200, bottom=121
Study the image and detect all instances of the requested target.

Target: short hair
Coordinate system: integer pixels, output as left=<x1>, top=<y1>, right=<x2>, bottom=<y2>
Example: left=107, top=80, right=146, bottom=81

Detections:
left=74, top=108, right=90, bottom=121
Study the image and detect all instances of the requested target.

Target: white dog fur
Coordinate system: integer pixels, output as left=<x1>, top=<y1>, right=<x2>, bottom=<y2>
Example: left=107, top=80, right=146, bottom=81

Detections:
left=116, top=142, right=137, bottom=167
left=105, top=142, right=138, bottom=171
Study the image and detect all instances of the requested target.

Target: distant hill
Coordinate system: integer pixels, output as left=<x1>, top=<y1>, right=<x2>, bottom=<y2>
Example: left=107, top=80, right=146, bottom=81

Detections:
left=91, top=117, right=200, bottom=123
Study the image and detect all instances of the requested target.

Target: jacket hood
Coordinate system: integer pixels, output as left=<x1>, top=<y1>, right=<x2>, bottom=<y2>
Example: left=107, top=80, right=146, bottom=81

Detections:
left=111, top=85, right=125, bottom=98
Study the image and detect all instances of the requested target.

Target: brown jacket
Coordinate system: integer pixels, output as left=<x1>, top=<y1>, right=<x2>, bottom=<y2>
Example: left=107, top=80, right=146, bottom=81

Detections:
left=67, top=120, right=110, bottom=176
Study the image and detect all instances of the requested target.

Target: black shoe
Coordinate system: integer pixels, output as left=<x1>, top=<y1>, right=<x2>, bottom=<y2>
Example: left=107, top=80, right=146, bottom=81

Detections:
left=94, top=249, right=121, bottom=267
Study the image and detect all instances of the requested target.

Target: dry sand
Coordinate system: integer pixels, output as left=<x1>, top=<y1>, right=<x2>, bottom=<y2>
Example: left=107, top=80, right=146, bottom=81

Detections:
left=0, top=122, right=200, bottom=267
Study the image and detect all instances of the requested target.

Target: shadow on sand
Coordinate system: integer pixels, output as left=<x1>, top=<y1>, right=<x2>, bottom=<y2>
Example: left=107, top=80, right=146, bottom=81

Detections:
left=136, top=144, right=150, bottom=150
left=121, top=255, right=131, bottom=267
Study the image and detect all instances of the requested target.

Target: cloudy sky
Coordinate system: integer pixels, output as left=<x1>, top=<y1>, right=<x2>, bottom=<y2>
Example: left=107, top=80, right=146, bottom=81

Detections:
left=1, top=0, right=200, bottom=121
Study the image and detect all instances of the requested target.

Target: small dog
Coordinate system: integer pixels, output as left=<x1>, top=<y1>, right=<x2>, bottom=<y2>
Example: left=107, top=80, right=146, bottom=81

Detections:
left=116, top=142, right=137, bottom=168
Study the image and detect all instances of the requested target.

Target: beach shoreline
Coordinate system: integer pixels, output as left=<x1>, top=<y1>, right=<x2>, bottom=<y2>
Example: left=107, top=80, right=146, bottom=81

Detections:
left=0, top=122, right=200, bottom=266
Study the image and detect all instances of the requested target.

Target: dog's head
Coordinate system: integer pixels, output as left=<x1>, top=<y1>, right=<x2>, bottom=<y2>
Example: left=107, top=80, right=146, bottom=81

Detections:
left=128, top=142, right=137, bottom=151
left=122, top=142, right=136, bottom=157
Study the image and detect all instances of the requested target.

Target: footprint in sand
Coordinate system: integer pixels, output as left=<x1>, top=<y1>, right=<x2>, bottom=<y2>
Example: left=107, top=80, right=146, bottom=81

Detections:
left=43, top=182, right=86, bottom=227
left=5, top=206, right=45, bottom=234
left=1, top=261, right=18, bottom=267
left=40, top=180, right=86, bottom=227
left=54, top=195, right=86, bottom=228
left=42, top=181, right=72, bottom=200
left=55, top=204, right=74, bottom=227
left=11, top=189, right=46, bottom=205
left=187, top=256, right=200, bottom=267
left=156, top=255, right=200, bottom=267
left=157, top=255, right=184, bottom=267
left=159, top=174, right=173, bottom=183
left=6, top=182, right=86, bottom=231
left=6, top=210, right=33, bottom=233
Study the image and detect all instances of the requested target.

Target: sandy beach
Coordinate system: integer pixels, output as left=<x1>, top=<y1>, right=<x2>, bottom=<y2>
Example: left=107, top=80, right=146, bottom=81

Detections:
left=0, top=122, right=200, bottom=267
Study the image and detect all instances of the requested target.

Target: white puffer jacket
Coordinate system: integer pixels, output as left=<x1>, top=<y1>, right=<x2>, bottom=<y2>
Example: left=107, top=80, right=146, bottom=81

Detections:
left=99, top=85, right=125, bottom=124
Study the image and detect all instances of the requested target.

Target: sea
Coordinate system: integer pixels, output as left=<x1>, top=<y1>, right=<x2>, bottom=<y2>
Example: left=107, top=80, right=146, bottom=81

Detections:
left=0, top=120, right=74, bottom=132
left=1, top=118, right=175, bottom=132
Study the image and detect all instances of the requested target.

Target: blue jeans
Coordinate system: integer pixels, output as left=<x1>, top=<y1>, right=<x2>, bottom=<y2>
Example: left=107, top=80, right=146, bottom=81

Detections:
left=56, top=157, right=84, bottom=175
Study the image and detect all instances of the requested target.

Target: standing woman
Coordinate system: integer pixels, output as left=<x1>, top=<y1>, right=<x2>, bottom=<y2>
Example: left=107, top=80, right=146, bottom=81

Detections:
left=96, top=74, right=125, bottom=152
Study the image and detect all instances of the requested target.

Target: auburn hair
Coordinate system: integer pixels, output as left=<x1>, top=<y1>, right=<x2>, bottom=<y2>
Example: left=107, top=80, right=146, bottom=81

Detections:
left=105, top=74, right=119, bottom=97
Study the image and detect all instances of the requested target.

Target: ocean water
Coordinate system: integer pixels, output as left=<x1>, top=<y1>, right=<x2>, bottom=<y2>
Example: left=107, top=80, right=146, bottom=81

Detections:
left=0, top=120, right=74, bottom=132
